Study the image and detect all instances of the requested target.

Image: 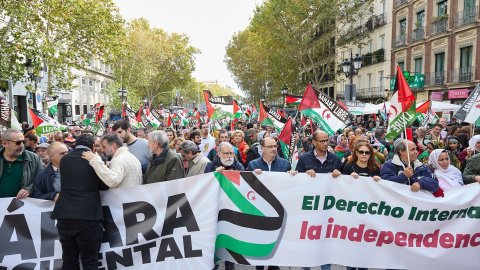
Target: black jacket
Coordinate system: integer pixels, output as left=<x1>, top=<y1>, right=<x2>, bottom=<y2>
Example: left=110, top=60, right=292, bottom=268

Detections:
left=204, top=155, right=245, bottom=173
left=51, top=148, right=109, bottom=221
left=32, top=164, right=58, bottom=200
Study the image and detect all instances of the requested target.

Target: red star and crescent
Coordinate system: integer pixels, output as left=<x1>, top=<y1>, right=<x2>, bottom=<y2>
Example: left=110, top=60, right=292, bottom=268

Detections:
left=247, top=191, right=256, bottom=201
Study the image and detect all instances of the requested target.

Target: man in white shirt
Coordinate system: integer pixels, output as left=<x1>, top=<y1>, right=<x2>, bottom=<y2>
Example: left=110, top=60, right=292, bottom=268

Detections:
left=198, top=122, right=216, bottom=156
left=82, top=133, right=142, bottom=188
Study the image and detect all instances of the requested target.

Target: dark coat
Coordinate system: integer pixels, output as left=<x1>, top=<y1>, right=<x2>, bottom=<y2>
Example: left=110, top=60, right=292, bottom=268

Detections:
left=296, top=149, right=341, bottom=173
left=144, top=146, right=185, bottom=184
left=246, top=156, right=291, bottom=172
left=32, top=164, right=57, bottom=200
left=204, top=155, right=244, bottom=173
left=51, top=148, right=109, bottom=221
left=379, top=155, right=439, bottom=193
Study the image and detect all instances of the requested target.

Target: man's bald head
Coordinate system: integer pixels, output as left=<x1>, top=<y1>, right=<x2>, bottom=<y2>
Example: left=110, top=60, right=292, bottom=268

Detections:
left=313, top=130, right=328, bottom=141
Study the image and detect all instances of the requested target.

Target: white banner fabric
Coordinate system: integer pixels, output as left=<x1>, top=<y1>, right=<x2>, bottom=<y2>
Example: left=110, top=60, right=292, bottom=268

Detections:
left=1, top=172, right=480, bottom=270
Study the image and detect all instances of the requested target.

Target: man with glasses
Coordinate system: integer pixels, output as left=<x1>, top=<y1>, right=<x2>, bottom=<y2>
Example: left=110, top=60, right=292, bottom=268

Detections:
left=198, top=122, right=216, bottom=156
left=206, top=129, right=245, bottom=166
left=72, top=126, right=82, bottom=138
left=0, top=129, right=44, bottom=198
left=247, top=136, right=291, bottom=173
left=205, top=142, right=244, bottom=173
left=293, top=130, right=342, bottom=178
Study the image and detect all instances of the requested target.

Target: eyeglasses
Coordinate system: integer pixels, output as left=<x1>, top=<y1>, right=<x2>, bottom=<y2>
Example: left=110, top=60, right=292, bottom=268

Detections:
left=314, top=139, right=329, bottom=144
left=264, top=145, right=277, bottom=149
left=358, top=150, right=371, bottom=155
left=221, top=152, right=234, bottom=156
left=8, top=140, right=25, bottom=146
left=73, top=130, right=81, bottom=133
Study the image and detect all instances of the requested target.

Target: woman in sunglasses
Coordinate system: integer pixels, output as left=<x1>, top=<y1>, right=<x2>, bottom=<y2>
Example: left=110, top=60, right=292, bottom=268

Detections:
left=342, top=142, right=381, bottom=182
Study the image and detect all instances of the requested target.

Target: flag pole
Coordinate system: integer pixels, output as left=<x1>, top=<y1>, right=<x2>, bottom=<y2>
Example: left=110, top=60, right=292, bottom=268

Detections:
left=403, top=111, right=411, bottom=165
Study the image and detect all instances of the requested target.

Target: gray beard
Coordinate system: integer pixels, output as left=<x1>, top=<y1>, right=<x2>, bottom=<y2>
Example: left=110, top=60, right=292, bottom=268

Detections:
left=221, top=158, right=234, bottom=167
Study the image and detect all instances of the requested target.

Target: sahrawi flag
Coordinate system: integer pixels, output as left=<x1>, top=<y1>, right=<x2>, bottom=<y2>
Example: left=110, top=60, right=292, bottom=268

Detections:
left=298, top=83, right=350, bottom=135
left=204, top=90, right=235, bottom=119
left=278, top=117, right=296, bottom=162
left=285, top=94, right=302, bottom=105
left=213, top=171, right=284, bottom=265
left=28, top=107, right=62, bottom=135
left=454, top=81, right=480, bottom=125
left=45, top=95, right=58, bottom=115
left=258, top=101, right=288, bottom=132
left=416, top=100, right=430, bottom=124
left=122, top=101, right=140, bottom=128
left=385, top=65, right=417, bottom=140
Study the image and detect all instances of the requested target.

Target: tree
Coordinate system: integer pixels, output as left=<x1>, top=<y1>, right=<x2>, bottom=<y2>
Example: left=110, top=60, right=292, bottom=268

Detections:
left=114, top=18, right=200, bottom=109
left=225, top=0, right=374, bottom=102
left=0, top=0, right=125, bottom=95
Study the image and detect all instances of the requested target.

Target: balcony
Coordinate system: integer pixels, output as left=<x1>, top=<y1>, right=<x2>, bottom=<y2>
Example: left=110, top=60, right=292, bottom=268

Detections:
left=450, top=67, right=473, bottom=83
left=454, top=8, right=478, bottom=28
left=374, top=13, right=387, bottom=29
left=425, top=71, right=445, bottom=86
left=394, top=34, right=406, bottom=48
left=395, top=0, right=408, bottom=8
left=430, top=17, right=448, bottom=36
left=371, top=87, right=385, bottom=99
left=410, top=28, right=425, bottom=42
left=361, top=48, right=386, bottom=67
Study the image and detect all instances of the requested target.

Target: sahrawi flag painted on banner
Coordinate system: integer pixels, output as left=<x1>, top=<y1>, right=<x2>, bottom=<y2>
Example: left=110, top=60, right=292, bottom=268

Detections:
left=385, top=65, right=417, bottom=141
left=298, top=83, right=350, bottom=135
left=213, top=171, right=284, bottom=265
left=278, top=117, right=296, bottom=162
left=259, top=101, right=288, bottom=132
left=28, top=107, right=62, bottom=135
left=285, top=94, right=302, bottom=105
left=454, top=81, right=480, bottom=125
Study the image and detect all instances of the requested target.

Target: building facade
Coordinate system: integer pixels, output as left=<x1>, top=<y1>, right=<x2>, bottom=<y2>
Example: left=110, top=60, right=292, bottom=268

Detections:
left=392, top=0, right=479, bottom=106
left=336, top=0, right=393, bottom=105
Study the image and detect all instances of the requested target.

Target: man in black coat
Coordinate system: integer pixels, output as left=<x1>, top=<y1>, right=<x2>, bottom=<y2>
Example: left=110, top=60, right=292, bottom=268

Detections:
left=51, top=134, right=109, bottom=270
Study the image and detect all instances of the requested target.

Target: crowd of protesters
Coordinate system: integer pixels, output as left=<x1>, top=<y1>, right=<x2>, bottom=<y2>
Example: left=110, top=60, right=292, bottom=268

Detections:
left=1, top=112, right=479, bottom=270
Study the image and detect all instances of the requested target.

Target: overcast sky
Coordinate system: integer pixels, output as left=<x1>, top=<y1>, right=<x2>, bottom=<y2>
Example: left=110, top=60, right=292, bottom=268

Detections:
left=113, top=0, right=263, bottom=95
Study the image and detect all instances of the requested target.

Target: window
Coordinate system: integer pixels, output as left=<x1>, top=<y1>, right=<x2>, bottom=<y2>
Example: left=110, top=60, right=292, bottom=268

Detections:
left=380, top=1, right=386, bottom=14
left=435, top=52, right=445, bottom=72
left=367, top=74, right=372, bottom=89
left=357, top=75, right=362, bottom=90
left=416, top=10, right=425, bottom=28
left=379, top=71, right=384, bottom=89
left=100, top=82, right=105, bottom=93
left=83, top=105, right=88, bottom=114
left=341, top=52, right=345, bottom=61
left=465, top=0, right=474, bottom=11
left=82, top=78, right=87, bottom=93
left=75, top=105, right=80, bottom=115
left=368, top=40, right=373, bottom=53
left=399, top=18, right=407, bottom=36
left=414, top=57, right=423, bottom=74
left=397, top=61, right=405, bottom=72
left=380, top=35, right=385, bottom=49
left=89, top=80, right=94, bottom=93
left=438, top=0, right=448, bottom=16
left=460, top=46, right=473, bottom=69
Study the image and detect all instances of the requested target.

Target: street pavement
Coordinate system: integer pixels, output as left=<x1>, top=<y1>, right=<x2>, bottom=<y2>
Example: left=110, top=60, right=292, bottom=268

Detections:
left=214, top=262, right=385, bottom=270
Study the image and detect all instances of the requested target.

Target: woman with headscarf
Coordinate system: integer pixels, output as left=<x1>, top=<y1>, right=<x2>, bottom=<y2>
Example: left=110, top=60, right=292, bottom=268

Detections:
left=445, top=135, right=461, bottom=157
left=458, top=135, right=480, bottom=164
left=418, top=140, right=462, bottom=170
left=428, top=149, right=464, bottom=191
left=334, top=134, right=349, bottom=161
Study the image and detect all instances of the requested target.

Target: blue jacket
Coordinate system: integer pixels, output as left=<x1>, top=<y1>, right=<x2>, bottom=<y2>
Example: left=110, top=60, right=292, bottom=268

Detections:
left=379, top=155, right=439, bottom=193
left=296, top=149, right=341, bottom=173
left=204, top=155, right=245, bottom=173
left=32, top=164, right=58, bottom=200
left=246, top=156, right=291, bottom=172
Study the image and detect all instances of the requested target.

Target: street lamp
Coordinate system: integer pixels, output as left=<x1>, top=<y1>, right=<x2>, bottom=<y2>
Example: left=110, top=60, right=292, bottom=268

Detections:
left=281, top=85, right=288, bottom=115
left=341, top=52, right=362, bottom=101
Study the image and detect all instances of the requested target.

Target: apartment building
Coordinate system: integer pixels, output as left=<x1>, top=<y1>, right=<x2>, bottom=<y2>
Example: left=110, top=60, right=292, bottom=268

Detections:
left=336, top=0, right=393, bottom=104
left=392, top=0, right=478, bottom=105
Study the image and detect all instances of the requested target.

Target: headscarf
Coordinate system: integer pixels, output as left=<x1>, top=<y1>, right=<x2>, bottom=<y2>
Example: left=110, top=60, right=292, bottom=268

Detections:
left=468, top=135, right=480, bottom=152
left=428, top=149, right=464, bottom=190
left=336, top=134, right=349, bottom=151
left=257, top=131, right=266, bottom=143
left=445, top=135, right=461, bottom=155
left=329, top=135, right=338, bottom=146
left=419, top=140, right=462, bottom=170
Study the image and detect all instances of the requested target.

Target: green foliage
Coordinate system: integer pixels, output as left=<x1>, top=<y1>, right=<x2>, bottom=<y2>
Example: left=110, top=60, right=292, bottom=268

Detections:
left=114, top=18, right=200, bottom=109
left=0, top=0, right=125, bottom=95
left=225, top=0, right=374, bottom=105
left=432, top=14, right=449, bottom=23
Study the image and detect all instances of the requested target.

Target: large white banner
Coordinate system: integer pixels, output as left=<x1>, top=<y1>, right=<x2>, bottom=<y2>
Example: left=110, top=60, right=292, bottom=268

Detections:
left=1, top=172, right=480, bottom=270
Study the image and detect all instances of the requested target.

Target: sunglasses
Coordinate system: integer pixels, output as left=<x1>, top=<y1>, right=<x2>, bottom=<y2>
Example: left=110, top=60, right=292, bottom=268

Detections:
left=358, top=150, right=371, bottom=155
left=8, top=140, right=25, bottom=146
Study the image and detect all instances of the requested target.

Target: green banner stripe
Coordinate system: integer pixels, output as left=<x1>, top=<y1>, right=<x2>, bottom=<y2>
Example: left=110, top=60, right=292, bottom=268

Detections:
left=300, top=109, right=335, bottom=135
left=215, top=234, right=276, bottom=257
left=260, top=117, right=274, bottom=127
left=279, top=141, right=290, bottom=161
left=214, top=172, right=265, bottom=217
